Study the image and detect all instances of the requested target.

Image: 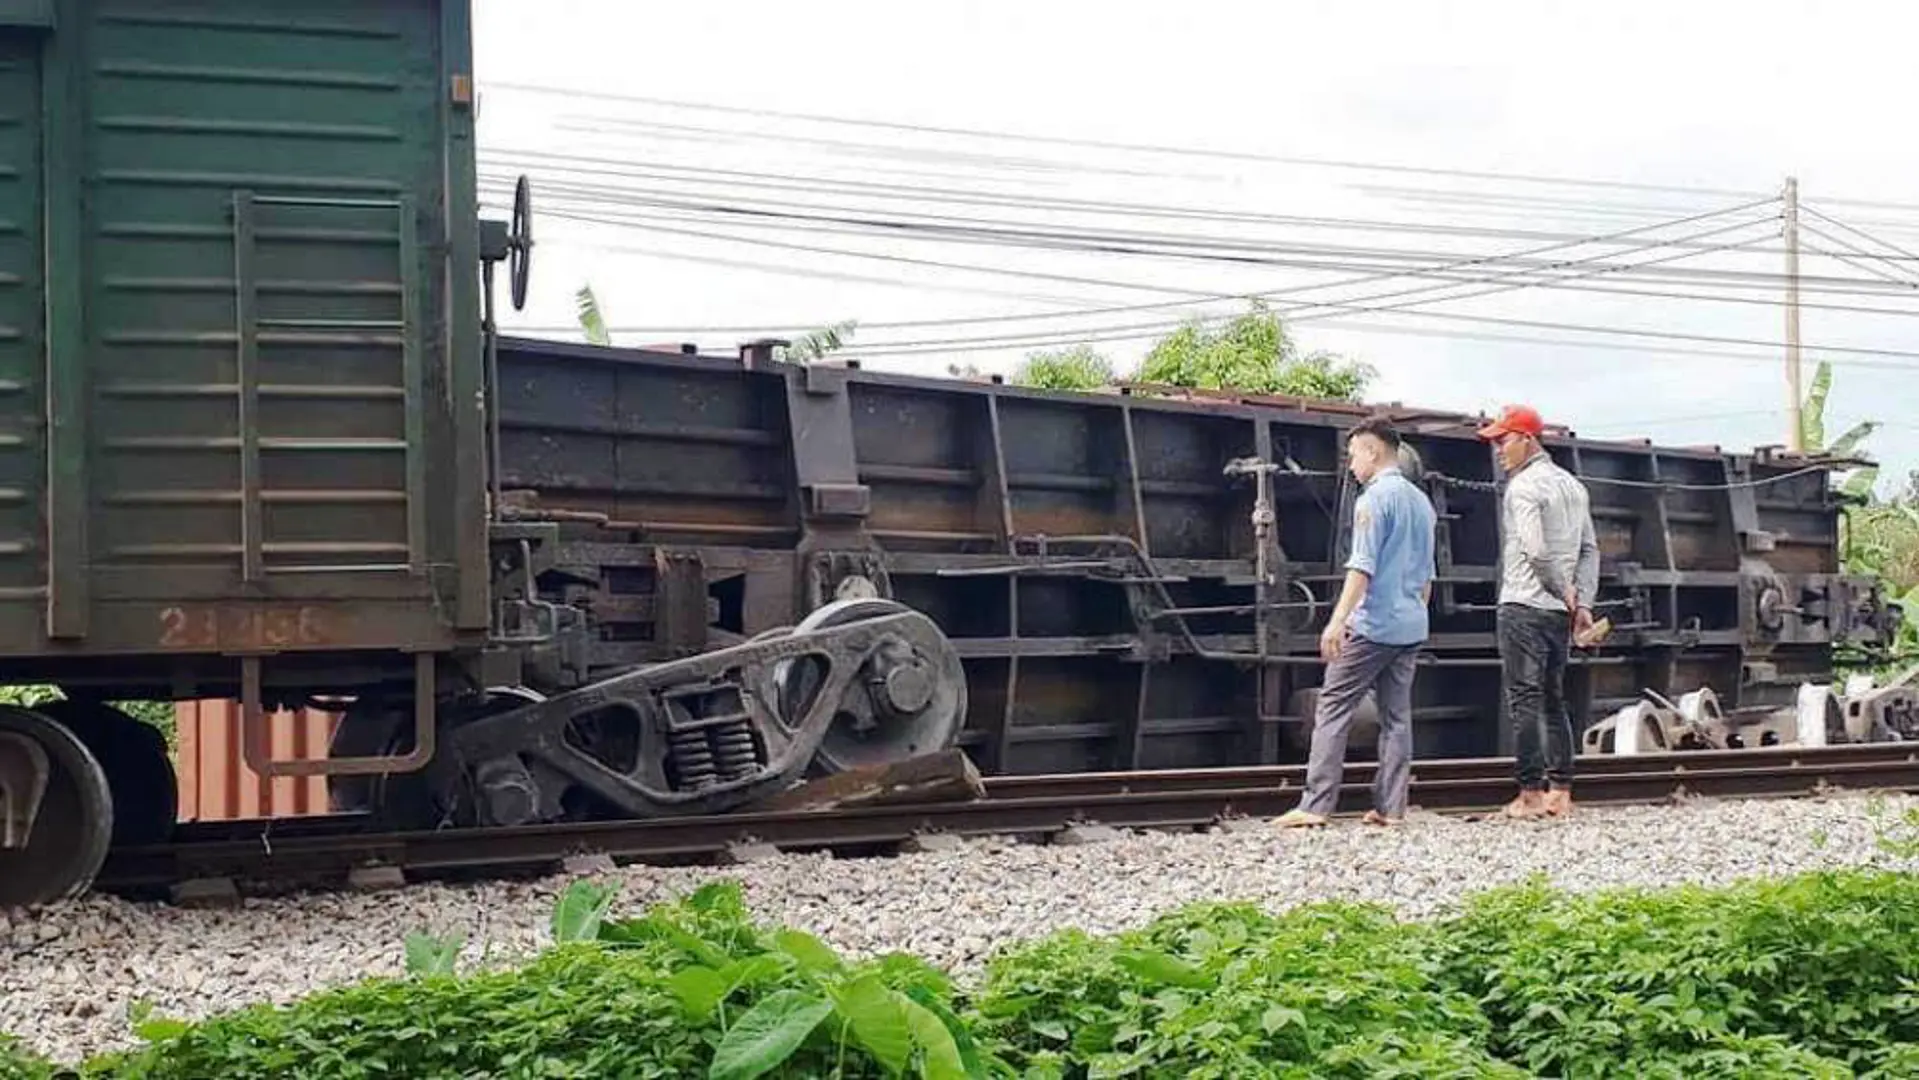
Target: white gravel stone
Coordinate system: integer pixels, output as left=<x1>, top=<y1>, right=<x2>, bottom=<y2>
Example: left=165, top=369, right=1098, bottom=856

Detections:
left=3, top=791, right=1916, bottom=1065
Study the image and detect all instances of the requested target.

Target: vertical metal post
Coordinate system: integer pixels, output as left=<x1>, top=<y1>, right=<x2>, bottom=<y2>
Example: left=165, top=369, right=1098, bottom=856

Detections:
left=483, top=262, right=503, bottom=521
left=42, top=3, right=88, bottom=638
left=397, top=196, right=426, bottom=574
left=233, top=192, right=263, bottom=583
left=1784, top=176, right=1804, bottom=452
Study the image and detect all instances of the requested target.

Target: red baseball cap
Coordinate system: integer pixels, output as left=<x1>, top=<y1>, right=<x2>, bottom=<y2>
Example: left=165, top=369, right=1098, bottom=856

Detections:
left=1476, top=404, right=1545, bottom=441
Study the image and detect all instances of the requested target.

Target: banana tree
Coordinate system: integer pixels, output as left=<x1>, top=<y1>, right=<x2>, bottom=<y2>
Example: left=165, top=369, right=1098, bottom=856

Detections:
left=575, top=285, right=611, bottom=347
left=773, top=320, right=858, bottom=365
left=1801, top=359, right=1880, bottom=498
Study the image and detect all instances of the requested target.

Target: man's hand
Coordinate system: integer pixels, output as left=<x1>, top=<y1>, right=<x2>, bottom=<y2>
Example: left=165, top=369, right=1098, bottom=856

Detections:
left=1320, top=620, right=1347, bottom=661
left=1562, top=589, right=1580, bottom=631
left=1572, top=606, right=1595, bottom=638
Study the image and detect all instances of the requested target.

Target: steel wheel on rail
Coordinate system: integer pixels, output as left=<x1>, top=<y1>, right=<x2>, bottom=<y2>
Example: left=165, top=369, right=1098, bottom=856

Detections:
left=773, top=598, right=967, bottom=776
left=0, top=706, right=114, bottom=907
left=35, top=701, right=177, bottom=847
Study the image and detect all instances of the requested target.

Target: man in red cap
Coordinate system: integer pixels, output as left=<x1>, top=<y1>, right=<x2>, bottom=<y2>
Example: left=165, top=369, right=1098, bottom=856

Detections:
left=1476, top=404, right=1599, bottom=819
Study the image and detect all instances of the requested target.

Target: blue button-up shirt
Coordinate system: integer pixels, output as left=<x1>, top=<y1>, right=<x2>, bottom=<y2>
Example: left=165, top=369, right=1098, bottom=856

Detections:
left=1345, top=466, right=1437, bottom=646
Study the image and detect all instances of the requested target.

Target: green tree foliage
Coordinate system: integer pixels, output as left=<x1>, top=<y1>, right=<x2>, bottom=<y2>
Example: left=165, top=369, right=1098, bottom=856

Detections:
left=1136, top=301, right=1375, bottom=401
left=1011, top=346, right=1115, bottom=391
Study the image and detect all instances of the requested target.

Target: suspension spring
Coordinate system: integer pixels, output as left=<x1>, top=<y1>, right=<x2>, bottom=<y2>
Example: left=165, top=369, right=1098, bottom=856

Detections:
left=711, top=721, right=760, bottom=781
left=668, top=726, right=719, bottom=790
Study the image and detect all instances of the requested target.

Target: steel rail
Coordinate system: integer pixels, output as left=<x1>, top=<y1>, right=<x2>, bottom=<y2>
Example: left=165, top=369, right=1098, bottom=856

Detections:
left=96, top=744, right=1919, bottom=895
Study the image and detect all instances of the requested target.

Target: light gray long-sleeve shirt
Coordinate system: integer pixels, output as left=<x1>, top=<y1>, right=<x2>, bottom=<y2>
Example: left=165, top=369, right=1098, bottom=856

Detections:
left=1498, top=452, right=1600, bottom=611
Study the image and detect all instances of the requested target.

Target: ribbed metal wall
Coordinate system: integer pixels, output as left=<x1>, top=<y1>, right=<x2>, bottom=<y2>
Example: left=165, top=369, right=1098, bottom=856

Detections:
left=174, top=701, right=338, bottom=821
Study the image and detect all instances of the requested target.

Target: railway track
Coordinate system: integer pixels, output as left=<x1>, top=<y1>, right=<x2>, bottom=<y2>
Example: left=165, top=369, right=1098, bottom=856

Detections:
left=95, top=743, right=1919, bottom=899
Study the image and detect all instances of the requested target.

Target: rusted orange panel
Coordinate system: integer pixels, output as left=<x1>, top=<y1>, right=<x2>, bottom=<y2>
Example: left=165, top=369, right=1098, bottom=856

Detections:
left=173, top=701, right=338, bottom=821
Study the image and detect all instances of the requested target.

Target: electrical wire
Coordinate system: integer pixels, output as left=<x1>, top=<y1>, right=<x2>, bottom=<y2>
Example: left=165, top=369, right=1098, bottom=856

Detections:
left=483, top=181, right=1919, bottom=298
left=505, top=192, right=1810, bottom=330
left=1797, top=226, right=1919, bottom=287
left=505, top=201, right=1919, bottom=369
left=482, top=80, right=1775, bottom=200
left=801, top=298, right=1919, bottom=365
left=1572, top=465, right=1839, bottom=491
left=1577, top=408, right=1786, bottom=430
left=478, top=145, right=1789, bottom=252
left=495, top=179, right=1805, bottom=310
left=532, top=238, right=1143, bottom=311
left=1801, top=203, right=1919, bottom=267
left=480, top=170, right=1790, bottom=270
left=513, top=195, right=1801, bottom=341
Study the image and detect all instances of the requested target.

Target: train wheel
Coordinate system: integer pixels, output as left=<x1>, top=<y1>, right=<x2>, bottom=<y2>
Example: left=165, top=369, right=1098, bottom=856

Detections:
left=35, top=702, right=177, bottom=847
left=774, top=598, right=968, bottom=775
left=0, top=706, right=114, bottom=907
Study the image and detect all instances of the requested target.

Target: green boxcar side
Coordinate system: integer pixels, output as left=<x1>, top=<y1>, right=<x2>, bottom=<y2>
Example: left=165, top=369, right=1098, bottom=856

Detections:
left=0, top=0, right=483, bottom=679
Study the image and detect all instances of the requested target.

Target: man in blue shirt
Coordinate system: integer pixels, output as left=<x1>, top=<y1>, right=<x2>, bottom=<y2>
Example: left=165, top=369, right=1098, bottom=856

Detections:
left=1277, top=417, right=1438, bottom=828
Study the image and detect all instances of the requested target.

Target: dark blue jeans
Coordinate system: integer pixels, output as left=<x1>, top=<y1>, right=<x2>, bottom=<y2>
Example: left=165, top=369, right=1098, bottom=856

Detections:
left=1498, top=603, right=1575, bottom=790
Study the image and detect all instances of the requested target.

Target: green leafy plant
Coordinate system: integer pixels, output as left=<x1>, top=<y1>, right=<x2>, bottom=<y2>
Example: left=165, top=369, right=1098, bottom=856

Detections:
left=595, top=880, right=986, bottom=1079
left=550, top=878, right=618, bottom=943
left=402, top=930, right=465, bottom=977
left=0, top=686, right=176, bottom=751
left=575, top=284, right=611, bottom=346
left=57, top=868, right=1919, bottom=1078
left=1429, top=869, right=1919, bottom=1078
left=1135, top=300, right=1375, bottom=402
left=1011, top=346, right=1116, bottom=392
left=774, top=320, right=859, bottom=365
left=0, top=1034, right=54, bottom=1080
left=972, top=900, right=1514, bottom=1079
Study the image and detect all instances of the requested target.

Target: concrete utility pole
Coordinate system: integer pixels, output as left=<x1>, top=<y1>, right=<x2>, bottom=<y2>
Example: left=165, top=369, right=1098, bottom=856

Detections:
left=1784, top=176, right=1805, bottom=452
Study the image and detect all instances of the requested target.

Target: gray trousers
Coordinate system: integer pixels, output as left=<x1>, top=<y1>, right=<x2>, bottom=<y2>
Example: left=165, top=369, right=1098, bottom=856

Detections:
left=1298, top=634, right=1419, bottom=817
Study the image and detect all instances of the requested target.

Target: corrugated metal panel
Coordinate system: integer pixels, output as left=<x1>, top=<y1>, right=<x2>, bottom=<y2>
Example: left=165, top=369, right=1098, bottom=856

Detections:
left=0, top=37, right=46, bottom=599
left=174, top=700, right=338, bottom=821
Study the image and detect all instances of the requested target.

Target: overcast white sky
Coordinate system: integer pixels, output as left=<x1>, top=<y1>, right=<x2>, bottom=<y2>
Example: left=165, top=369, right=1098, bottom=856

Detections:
left=471, top=1, right=1919, bottom=488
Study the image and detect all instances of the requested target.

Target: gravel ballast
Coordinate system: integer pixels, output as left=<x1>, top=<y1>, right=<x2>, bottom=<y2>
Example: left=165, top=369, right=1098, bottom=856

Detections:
left=4, top=791, right=1916, bottom=1064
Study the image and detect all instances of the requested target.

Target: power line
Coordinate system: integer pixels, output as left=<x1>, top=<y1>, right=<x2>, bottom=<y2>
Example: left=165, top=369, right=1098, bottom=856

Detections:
left=515, top=203, right=1919, bottom=354
left=481, top=145, right=1787, bottom=252
left=485, top=180, right=1919, bottom=298
left=479, top=168, right=1791, bottom=269
left=482, top=80, right=1774, bottom=200
left=497, top=183, right=1807, bottom=299
left=525, top=239, right=1141, bottom=311
left=1578, top=407, right=1786, bottom=430
left=816, top=300, right=1919, bottom=361
left=510, top=194, right=1808, bottom=335
left=1573, top=465, right=1836, bottom=492
left=1796, top=226, right=1919, bottom=287
left=1797, top=224, right=1919, bottom=286
left=1801, top=203, right=1919, bottom=266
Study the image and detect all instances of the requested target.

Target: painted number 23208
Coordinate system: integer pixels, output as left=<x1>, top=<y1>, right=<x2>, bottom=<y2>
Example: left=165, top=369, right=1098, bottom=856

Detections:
left=157, top=605, right=327, bottom=650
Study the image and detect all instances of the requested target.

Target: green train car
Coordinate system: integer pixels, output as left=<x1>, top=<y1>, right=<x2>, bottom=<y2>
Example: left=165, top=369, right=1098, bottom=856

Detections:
left=0, top=0, right=970, bottom=905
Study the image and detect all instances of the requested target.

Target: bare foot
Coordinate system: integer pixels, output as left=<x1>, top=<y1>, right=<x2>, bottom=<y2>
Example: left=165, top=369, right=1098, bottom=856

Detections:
left=1361, top=810, right=1402, bottom=827
left=1544, top=787, right=1574, bottom=817
left=1503, top=790, right=1547, bottom=820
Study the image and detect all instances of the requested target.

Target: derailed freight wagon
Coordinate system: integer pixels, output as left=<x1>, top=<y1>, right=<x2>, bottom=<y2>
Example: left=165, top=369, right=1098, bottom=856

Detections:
left=0, top=0, right=972, bottom=905
left=492, top=335, right=1898, bottom=774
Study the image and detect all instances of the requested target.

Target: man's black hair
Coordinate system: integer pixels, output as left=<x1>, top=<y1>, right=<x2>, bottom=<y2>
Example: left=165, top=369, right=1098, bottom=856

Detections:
left=1348, top=416, right=1402, bottom=449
